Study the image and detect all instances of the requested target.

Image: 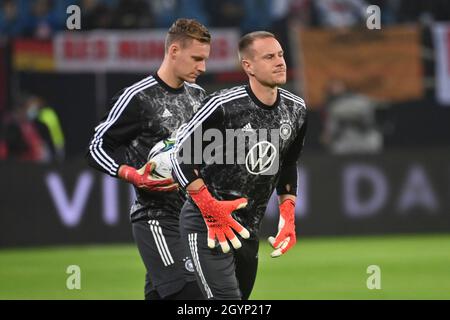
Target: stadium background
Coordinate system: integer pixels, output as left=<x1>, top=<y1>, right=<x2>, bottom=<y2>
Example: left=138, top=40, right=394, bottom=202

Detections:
left=0, top=0, right=450, bottom=300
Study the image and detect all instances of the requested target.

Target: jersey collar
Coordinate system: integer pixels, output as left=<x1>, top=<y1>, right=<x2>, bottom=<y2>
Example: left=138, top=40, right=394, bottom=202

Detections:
left=245, top=84, right=281, bottom=110
left=153, top=73, right=185, bottom=94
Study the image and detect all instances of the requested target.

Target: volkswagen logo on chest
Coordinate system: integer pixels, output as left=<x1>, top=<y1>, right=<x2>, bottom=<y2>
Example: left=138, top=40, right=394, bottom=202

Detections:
left=245, top=141, right=277, bottom=175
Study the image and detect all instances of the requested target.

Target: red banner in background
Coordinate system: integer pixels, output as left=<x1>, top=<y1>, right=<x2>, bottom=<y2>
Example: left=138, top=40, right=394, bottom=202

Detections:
left=11, top=29, right=240, bottom=73
left=54, top=29, right=240, bottom=72
left=296, top=26, right=424, bottom=109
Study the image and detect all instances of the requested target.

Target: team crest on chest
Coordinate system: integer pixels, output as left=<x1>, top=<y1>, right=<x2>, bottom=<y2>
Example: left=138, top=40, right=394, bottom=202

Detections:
left=280, top=119, right=292, bottom=140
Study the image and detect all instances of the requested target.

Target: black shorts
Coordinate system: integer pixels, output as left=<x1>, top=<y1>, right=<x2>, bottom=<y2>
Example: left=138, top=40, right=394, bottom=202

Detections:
left=132, top=213, right=197, bottom=299
left=180, top=201, right=259, bottom=300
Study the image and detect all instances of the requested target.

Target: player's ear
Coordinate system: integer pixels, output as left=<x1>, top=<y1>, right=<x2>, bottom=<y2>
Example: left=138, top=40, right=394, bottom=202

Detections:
left=241, top=59, right=254, bottom=76
left=168, top=43, right=180, bottom=59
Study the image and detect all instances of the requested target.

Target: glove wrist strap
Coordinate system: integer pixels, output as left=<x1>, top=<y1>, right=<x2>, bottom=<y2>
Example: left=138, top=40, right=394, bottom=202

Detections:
left=280, top=198, right=296, bottom=221
left=187, top=184, right=207, bottom=196
left=188, top=185, right=212, bottom=203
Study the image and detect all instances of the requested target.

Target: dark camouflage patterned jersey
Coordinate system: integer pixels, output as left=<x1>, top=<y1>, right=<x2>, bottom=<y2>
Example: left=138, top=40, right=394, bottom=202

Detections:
left=172, top=84, right=307, bottom=236
left=86, top=74, right=206, bottom=222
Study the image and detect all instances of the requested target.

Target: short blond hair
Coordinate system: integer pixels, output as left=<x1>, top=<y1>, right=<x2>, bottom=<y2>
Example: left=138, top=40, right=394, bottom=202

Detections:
left=165, top=19, right=211, bottom=52
left=238, top=31, right=276, bottom=60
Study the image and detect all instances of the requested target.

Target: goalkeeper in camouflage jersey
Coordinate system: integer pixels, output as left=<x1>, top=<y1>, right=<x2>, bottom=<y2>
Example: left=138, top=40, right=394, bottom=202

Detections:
left=172, top=31, right=308, bottom=299
left=86, top=19, right=210, bottom=300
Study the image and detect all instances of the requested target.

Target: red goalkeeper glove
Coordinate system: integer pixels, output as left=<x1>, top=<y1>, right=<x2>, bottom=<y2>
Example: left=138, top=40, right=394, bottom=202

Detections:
left=188, top=185, right=250, bottom=253
left=268, top=198, right=296, bottom=257
left=118, top=162, right=178, bottom=192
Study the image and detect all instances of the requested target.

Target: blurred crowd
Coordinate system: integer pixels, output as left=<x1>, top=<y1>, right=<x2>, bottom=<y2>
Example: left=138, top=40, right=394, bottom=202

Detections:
left=1, top=0, right=450, bottom=39
left=319, top=80, right=384, bottom=155
left=0, top=94, right=65, bottom=162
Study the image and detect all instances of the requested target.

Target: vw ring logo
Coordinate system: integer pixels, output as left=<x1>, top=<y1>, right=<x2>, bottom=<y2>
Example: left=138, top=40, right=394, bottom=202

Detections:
left=245, top=141, right=277, bottom=175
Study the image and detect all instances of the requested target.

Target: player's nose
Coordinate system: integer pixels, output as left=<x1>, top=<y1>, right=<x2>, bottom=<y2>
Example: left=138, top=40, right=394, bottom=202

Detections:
left=275, top=56, right=286, bottom=68
left=197, top=61, right=206, bottom=73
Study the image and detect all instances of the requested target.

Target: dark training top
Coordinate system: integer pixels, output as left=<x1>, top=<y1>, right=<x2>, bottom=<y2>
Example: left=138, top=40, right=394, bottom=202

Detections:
left=86, top=74, right=206, bottom=222
left=172, top=84, right=308, bottom=235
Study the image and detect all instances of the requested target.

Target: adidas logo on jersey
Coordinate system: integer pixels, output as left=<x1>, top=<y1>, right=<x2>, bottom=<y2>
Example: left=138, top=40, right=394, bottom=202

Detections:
left=162, top=109, right=173, bottom=118
left=242, top=123, right=253, bottom=132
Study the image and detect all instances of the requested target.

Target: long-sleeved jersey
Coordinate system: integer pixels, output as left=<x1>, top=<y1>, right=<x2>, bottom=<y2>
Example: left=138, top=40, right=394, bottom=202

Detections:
left=86, top=74, right=206, bottom=222
left=171, top=84, right=307, bottom=236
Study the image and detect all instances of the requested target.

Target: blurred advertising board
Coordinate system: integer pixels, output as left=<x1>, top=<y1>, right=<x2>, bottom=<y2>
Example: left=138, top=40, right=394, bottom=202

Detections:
left=1, top=149, right=449, bottom=247
left=296, top=26, right=424, bottom=109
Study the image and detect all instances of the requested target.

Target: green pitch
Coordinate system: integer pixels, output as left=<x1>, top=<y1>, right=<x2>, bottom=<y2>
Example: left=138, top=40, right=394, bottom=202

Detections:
left=1, top=234, right=449, bottom=300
